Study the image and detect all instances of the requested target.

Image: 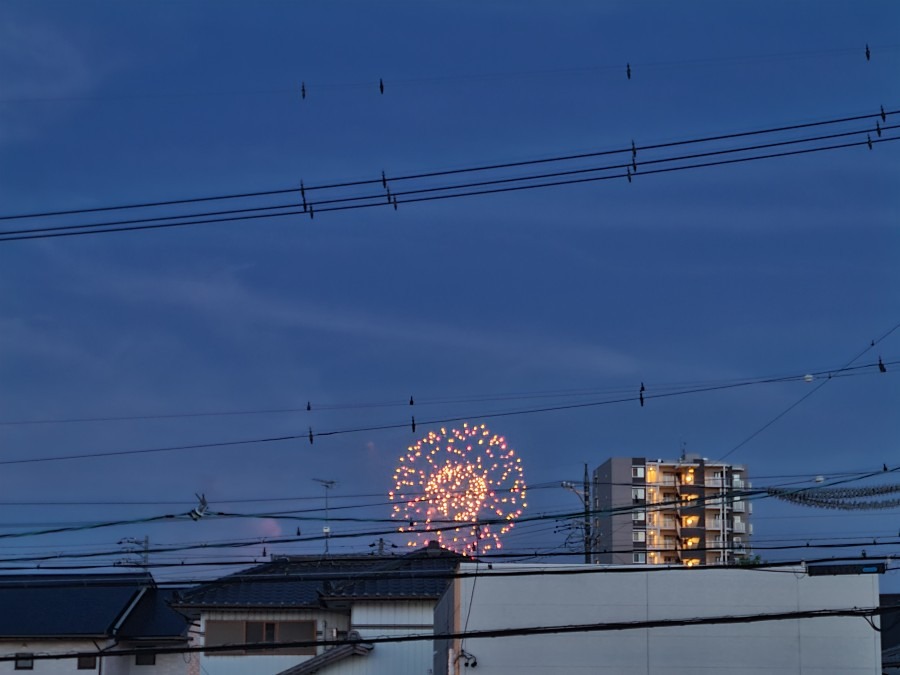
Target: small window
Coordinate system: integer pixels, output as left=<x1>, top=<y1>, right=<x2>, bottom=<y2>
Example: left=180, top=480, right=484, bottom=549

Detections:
left=135, top=653, right=156, bottom=666
left=633, top=552, right=646, bottom=564
left=632, top=530, right=646, bottom=542
left=631, top=466, right=645, bottom=478
left=14, top=654, right=33, bottom=670
left=77, top=655, right=97, bottom=670
left=631, top=487, right=645, bottom=501
left=631, top=510, right=645, bottom=521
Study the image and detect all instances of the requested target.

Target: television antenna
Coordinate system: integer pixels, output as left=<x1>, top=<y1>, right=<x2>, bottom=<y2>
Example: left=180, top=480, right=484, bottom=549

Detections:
left=313, top=478, right=337, bottom=554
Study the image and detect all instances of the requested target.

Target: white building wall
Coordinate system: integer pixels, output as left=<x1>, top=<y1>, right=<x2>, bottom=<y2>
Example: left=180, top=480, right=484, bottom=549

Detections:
left=197, top=609, right=348, bottom=675
left=196, top=602, right=438, bottom=675
left=329, top=601, right=435, bottom=675
left=0, top=641, right=187, bottom=675
left=440, top=564, right=881, bottom=675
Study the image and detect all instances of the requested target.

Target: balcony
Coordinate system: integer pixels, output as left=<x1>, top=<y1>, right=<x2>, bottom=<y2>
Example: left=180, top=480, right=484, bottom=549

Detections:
left=732, top=501, right=745, bottom=513
left=733, top=521, right=746, bottom=534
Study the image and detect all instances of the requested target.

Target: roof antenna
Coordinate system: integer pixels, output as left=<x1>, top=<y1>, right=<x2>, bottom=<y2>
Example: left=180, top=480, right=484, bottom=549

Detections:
left=313, top=479, right=337, bottom=555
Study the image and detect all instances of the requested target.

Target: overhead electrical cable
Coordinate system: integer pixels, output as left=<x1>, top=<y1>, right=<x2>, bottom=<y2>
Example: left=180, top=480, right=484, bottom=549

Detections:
left=0, top=364, right=883, bottom=427
left=0, top=107, right=893, bottom=238
left=2, top=132, right=896, bottom=242
left=0, top=466, right=891, bottom=552
left=0, top=360, right=892, bottom=466
left=719, top=320, right=900, bottom=460
left=0, top=107, right=893, bottom=222
left=2, top=42, right=895, bottom=106
left=2, top=605, right=896, bottom=663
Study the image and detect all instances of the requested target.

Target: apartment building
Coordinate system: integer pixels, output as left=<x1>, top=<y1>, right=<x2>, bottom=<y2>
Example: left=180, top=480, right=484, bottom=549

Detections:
left=592, top=454, right=752, bottom=566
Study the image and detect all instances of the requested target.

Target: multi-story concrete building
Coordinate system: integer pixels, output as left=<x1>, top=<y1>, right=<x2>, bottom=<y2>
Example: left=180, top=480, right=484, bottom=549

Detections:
left=592, top=454, right=752, bottom=566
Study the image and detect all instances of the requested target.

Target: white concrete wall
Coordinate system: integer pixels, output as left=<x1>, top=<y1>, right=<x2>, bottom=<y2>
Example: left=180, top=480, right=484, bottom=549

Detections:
left=325, top=601, right=435, bottom=675
left=439, top=564, right=882, bottom=675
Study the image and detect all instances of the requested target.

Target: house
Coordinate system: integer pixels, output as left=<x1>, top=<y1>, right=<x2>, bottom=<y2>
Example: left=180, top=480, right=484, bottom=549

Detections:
left=176, top=541, right=465, bottom=675
left=0, top=573, right=192, bottom=674
left=434, top=561, right=883, bottom=674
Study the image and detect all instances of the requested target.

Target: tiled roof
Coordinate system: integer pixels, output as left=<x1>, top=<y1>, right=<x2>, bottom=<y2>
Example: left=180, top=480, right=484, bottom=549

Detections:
left=178, top=543, right=468, bottom=608
left=0, top=573, right=186, bottom=639
left=325, top=545, right=466, bottom=599
left=118, top=588, right=192, bottom=640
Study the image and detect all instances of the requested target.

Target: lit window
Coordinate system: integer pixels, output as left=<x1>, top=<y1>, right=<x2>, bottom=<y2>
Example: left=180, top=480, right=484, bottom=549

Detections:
left=631, top=466, right=645, bottom=478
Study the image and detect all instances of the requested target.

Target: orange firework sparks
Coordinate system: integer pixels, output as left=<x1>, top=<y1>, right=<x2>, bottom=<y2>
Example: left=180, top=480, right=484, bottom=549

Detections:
left=389, top=423, right=527, bottom=554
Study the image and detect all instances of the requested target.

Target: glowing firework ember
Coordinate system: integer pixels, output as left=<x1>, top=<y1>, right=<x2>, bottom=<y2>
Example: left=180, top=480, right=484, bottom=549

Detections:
left=389, top=423, right=527, bottom=553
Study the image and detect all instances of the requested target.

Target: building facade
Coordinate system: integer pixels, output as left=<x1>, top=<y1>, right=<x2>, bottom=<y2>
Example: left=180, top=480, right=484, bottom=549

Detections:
left=434, top=562, right=882, bottom=675
left=176, top=542, right=465, bottom=675
left=592, top=454, right=752, bottom=566
left=0, top=574, right=191, bottom=675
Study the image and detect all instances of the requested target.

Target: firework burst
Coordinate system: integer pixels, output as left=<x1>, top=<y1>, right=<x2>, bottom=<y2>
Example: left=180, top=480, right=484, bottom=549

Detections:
left=389, top=423, right=527, bottom=553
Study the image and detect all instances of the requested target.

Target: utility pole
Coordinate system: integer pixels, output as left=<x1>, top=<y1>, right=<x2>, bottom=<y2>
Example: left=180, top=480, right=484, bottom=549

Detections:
left=561, top=463, right=592, bottom=564
left=119, top=536, right=149, bottom=567
left=583, top=463, right=591, bottom=564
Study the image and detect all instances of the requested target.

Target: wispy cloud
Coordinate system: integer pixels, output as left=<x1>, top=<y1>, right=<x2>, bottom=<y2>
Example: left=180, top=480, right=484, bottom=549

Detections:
left=68, top=263, right=640, bottom=377
left=0, top=13, right=95, bottom=143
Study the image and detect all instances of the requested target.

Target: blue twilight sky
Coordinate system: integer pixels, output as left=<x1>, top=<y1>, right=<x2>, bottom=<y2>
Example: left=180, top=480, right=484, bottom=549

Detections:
left=0, top=1, right=898, bottom=585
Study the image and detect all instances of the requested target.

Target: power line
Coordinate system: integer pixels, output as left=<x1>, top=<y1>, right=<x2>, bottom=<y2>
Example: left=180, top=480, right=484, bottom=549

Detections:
left=0, top=550, right=892, bottom=586
left=3, top=604, right=895, bottom=662
left=0, top=360, right=890, bottom=467
left=719, top=320, right=900, bottom=460
left=3, top=132, right=896, bottom=242
left=0, top=365, right=883, bottom=428
left=2, top=42, right=894, bottom=107
left=5, top=116, right=894, bottom=236
left=0, top=534, right=894, bottom=568
left=0, top=106, right=893, bottom=231
left=0, top=465, right=891, bottom=551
